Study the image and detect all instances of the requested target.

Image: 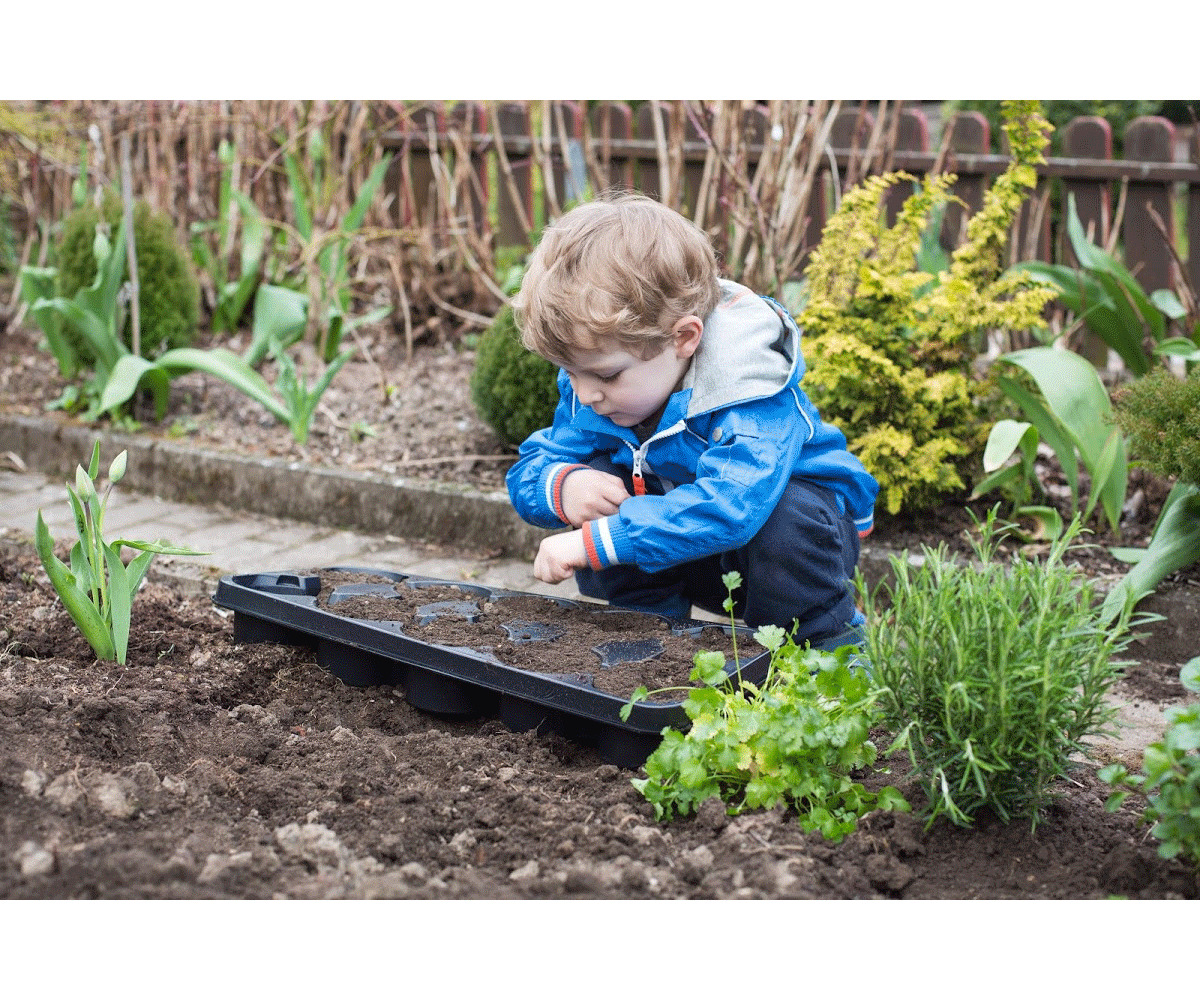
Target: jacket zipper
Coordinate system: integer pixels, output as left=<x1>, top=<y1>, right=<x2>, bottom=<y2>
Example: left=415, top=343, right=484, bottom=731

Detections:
left=626, top=420, right=687, bottom=496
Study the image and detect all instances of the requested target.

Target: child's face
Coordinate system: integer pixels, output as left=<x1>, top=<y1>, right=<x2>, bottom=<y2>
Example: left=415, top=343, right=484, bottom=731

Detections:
left=559, top=319, right=703, bottom=428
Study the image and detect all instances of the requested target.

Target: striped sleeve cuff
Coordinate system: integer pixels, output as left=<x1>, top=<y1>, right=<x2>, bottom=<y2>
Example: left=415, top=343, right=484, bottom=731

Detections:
left=543, top=463, right=589, bottom=524
left=855, top=511, right=874, bottom=538
left=582, top=516, right=632, bottom=570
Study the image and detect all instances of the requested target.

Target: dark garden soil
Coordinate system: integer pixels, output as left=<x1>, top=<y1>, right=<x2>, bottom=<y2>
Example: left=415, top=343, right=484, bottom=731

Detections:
left=316, top=572, right=751, bottom=700
left=2, top=312, right=1199, bottom=899
left=2, top=542, right=1197, bottom=900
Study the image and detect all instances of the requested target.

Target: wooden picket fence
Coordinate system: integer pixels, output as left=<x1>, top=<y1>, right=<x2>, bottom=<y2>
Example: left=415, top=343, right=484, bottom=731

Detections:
left=383, top=100, right=1200, bottom=294
left=7, top=100, right=1199, bottom=306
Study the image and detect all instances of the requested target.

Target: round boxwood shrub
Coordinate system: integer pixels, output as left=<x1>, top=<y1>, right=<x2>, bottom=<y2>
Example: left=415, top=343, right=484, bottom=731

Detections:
left=470, top=304, right=560, bottom=448
left=57, top=195, right=199, bottom=359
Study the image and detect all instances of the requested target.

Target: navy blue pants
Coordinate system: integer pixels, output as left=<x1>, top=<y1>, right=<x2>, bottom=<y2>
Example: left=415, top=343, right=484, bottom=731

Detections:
left=572, top=457, right=863, bottom=648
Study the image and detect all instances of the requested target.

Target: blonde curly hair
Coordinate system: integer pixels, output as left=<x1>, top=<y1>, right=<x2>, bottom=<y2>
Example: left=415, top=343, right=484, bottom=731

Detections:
left=512, top=191, right=720, bottom=363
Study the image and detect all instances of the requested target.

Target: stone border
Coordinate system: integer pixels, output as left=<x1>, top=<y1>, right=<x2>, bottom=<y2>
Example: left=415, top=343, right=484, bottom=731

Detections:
left=0, top=412, right=551, bottom=558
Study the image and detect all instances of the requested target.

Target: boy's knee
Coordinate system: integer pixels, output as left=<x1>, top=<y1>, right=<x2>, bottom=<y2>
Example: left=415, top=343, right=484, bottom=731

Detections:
left=738, top=478, right=861, bottom=642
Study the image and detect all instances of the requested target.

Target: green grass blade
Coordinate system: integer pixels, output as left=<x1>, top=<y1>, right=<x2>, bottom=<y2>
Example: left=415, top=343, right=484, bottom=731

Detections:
left=343, top=154, right=393, bottom=233
left=283, top=152, right=312, bottom=241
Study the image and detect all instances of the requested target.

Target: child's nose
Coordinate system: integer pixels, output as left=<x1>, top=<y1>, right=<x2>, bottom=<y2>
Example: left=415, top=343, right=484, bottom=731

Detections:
left=574, top=375, right=604, bottom=404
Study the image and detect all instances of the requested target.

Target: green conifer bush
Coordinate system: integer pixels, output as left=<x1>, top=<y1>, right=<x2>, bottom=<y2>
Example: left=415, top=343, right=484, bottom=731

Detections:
left=1112, top=367, right=1200, bottom=487
left=798, top=101, right=1057, bottom=515
left=57, top=196, right=199, bottom=359
left=470, top=304, right=560, bottom=448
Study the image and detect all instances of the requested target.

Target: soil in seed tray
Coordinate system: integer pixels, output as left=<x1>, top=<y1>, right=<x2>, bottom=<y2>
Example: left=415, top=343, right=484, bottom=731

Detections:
left=315, top=573, right=747, bottom=700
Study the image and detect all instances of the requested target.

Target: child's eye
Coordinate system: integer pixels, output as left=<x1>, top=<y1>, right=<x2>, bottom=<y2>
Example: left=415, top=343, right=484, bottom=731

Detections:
left=597, top=372, right=620, bottom=383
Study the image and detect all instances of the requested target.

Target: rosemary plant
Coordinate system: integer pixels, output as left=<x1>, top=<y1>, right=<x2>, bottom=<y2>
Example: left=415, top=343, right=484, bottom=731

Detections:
left=861, top=508, right=1141, bottom=830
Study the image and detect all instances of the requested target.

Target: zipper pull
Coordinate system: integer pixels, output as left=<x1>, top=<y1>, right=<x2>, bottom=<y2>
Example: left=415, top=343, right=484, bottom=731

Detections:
left=631, top=448, right=647, bottom=496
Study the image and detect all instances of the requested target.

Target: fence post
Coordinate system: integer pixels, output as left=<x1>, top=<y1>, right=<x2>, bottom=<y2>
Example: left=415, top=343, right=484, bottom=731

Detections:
left=941, top=111, right=990, bottom=250
left=633, top=103, right=668, bottom=201
left=883, top=107, right=930, bottom=224
left=447, top=102, right=489, bottom=241
left=395, top=103, right=443, bottom=231
left=494, top=102, right=533, bottom=248
left=1061, top=116, right=1114, bottom=255
left=830, top=105, right=875, bottom=190
left=588, top=102, right=633, bottom=193
left=1060, top=115, right=1115, bottom=366
left=543, top=101, right=583, bottom=223
left=1124, top=116, right=1177, bottom=292
left=1188, top=126, right=1200, bottom=297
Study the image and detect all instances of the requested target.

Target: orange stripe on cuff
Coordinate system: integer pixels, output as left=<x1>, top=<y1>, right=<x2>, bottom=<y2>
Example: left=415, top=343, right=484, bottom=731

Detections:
left=551, top=464, right=586, bottom=523
left=582, top=523, right=603, bottom=569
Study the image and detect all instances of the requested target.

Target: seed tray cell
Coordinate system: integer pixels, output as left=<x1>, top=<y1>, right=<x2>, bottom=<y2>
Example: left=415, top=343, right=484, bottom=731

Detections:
left=213, top=567, right=770, bottom=767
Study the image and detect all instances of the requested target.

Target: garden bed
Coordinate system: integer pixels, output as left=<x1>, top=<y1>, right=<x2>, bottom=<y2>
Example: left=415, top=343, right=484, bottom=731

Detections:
left=1, top=541, right=1197, bottom=899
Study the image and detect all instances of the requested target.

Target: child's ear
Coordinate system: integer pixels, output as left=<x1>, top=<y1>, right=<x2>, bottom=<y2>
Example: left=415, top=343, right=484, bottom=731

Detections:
left=671, top=315, right=704, bottom=359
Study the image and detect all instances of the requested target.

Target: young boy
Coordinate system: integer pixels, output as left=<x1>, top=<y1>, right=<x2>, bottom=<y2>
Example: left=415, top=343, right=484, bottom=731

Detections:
left=505, top=192, right=878, bottom=650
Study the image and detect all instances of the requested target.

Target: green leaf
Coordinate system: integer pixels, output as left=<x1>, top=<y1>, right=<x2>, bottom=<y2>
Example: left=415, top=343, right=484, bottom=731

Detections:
left=874, top=785, right=912, bottom=813
left=1067, top=194, right=1164, bottom=340
left=1081, top=426, right=1128, bottom=535
left=995, top=372, right=1079, bottom=504
left=232, top=191, right=267, bottom=275
left=344, top=154, right=393, bottom=233
left=35, top=297, right=125, bottom=372
left=85, top=440, right=101, bottom=486
left=245, top=283, right=308, bottom=367
left=1150, top=288, right=1188, bottom=320
left=99, top=355, right=171, bottom=419
left=1181, top=657, right=1200, bottom=694
left=283, top=152, right=312, bottom=242
left=103, top=544, right=132, bottom=665
left=89, top=218, right=129, bottom=328
left=34, top=511, right=115, bottom=662
left=1101, top=484, right=1200, bottom=622
left=20, top=266, right=78, bottom=378
left=1016, top=505, right=1064, bottom=541
left=157, top=346, right=290, bottom=423
left=113, top=537, right=209, bottom=557
left=1153, top=337, right=1200, bottom=362
left=983, top=419, right=1035, bottom=473
left=122, top=547, right=156, bottom=599
left=1001, top=346, right=1126, bottom=526
left=1065, top=194, right=1100, bottom=271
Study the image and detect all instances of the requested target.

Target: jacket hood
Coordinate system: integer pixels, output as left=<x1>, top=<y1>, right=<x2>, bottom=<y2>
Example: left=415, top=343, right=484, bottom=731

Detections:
left=682, top=280, right=802, bottom=416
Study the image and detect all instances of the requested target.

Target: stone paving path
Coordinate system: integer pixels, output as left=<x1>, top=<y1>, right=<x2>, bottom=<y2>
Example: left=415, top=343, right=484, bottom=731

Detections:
left=0, top=464, right=577, bottom=602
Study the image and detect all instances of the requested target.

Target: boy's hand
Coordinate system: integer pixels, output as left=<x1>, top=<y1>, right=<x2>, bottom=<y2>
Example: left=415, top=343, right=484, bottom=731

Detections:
left=561, top=469, right=631, bottom=526
left=534, top=529, right=588, bottom=584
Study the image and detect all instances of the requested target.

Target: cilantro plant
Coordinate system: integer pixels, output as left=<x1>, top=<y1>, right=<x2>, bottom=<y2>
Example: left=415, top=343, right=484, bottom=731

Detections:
left=622, top=572, right=908, bottom=841
left=1100, top=657, right=1200, bottom=873
left=861, top=508, right=1140, bottom=830
left=35, top=440, right=207, bottom=665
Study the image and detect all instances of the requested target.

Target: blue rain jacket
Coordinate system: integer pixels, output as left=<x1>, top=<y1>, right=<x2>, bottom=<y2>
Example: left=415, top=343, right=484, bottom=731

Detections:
left=506, top=280, right=879, bottom=573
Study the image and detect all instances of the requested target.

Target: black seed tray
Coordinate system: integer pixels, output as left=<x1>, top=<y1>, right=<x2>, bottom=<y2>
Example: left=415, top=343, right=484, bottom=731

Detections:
left=212, top=567, right=770, bottom=768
